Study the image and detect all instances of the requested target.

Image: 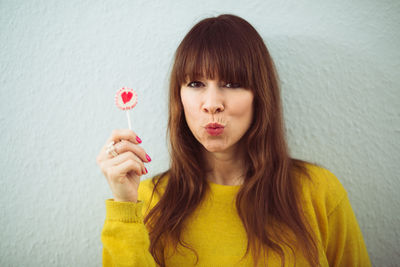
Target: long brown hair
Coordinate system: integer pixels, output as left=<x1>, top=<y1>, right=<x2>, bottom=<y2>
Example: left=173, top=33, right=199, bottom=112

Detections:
left=144, top=14, right=320, bottom=266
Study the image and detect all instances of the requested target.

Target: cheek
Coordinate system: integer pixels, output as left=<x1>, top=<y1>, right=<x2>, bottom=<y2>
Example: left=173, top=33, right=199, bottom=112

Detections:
left=230, top=94, right=254, bottom=119
left=181, top=93, right=198, bottom=124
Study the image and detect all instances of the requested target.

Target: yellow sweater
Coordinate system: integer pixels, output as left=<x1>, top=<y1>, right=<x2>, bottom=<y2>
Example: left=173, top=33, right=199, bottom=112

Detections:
left=101, top=164, right=371, bottom=266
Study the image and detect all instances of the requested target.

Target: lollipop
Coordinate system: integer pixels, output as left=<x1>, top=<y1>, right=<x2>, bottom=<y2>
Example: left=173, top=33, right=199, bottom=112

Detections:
left=115, top=87, right=138, bottom=130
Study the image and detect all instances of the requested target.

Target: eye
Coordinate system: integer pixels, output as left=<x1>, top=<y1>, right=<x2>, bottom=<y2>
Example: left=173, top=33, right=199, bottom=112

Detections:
left=224, top=82, right=242, bottom=89
left=187, top=81, right=204, bottom=88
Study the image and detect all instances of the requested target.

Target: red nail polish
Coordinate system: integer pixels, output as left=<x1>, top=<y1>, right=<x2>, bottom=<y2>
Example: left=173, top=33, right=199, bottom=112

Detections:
left=146, top=154, right=151, bottom=162
left=145, top=167, right=148, bottom=174
left=136, top=136, right=142, bottom=143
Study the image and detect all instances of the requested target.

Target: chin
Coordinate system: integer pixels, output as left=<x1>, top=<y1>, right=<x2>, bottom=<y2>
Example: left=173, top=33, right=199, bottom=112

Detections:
left=202, top=142, right=229, bottom=153
left=196, top=135, right=233, bottom=153
left=204, top=147, right=224, bottom=153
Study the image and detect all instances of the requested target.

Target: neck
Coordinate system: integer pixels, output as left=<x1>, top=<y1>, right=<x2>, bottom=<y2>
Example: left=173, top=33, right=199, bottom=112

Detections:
left=203, top=144, right=246, bottom=186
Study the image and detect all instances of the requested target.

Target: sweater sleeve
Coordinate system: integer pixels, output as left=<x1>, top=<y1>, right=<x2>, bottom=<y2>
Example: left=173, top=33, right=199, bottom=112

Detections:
left=101, top=199, right=157, bottom=267
left=325, top=194, right=371, bottom=267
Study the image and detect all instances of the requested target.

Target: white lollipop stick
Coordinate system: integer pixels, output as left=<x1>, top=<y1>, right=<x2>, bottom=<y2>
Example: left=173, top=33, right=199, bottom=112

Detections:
left=126, top=110, right=132, bottom=130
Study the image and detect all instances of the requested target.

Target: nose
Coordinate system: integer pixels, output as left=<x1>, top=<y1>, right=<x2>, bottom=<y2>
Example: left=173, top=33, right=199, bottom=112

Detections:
left=202, top=84, right=224, bottom=114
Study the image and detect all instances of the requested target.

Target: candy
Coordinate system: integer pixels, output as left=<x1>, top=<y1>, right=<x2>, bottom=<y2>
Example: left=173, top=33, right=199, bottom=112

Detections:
left=115, top=87, right=138, bottom=130
left=115, top=87, right=137, bottom=110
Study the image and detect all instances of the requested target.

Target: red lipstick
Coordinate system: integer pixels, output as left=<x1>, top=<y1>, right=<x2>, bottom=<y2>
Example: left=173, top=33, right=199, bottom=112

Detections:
left=205, top=123, right=224, bottom=136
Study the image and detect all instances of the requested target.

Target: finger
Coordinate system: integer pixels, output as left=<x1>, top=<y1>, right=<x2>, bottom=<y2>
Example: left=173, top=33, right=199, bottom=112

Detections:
left=97, top=129, right=143, bottom=163
left=107, top=129, right=142, bottom=145
left=103, top=151, right=147, bottom=175
left=108, top=158, right=143, bottom=181
left=97, top=141, right=119, bottom=163
left=114, top=140, right=151, bottom=163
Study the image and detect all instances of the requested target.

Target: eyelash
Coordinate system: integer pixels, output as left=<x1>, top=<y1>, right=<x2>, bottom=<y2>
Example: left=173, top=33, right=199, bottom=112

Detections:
left=225, top=82, right=242, bottom=88
left=187, top=81, right=203, bottom=88
left=187, top=81, right=242, bottom=88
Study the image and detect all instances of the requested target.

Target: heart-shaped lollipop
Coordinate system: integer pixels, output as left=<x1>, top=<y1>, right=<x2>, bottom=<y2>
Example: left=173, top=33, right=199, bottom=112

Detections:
left=115, top=87, right=137, bottom=110
left=115, top=87, right=138, bottom=129
left=121, top=91, right=133, bottom=104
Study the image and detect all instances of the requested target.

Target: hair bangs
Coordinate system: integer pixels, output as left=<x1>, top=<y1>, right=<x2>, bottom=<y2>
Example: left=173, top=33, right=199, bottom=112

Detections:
left=175, top=21, right=253, bottom=89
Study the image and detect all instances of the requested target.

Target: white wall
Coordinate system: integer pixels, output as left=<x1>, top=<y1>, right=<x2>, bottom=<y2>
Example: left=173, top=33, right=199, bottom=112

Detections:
left=1, top=0, right=399, bottom=266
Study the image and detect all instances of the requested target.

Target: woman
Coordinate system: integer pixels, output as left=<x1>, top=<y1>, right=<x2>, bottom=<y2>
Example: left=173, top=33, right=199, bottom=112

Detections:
left=97, top=14, right=371, bottom=266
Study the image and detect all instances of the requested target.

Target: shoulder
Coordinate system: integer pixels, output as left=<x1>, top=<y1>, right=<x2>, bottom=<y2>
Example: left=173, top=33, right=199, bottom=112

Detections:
left=296, top=162, right=348, bottom=217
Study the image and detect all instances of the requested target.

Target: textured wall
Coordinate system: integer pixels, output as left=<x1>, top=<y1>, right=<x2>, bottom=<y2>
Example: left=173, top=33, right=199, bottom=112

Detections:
left=1, top=0, right=399, bottom=266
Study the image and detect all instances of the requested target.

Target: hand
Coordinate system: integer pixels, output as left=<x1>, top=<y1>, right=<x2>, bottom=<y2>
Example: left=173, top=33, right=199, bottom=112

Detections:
left=96, top=129, right=151, bottom=202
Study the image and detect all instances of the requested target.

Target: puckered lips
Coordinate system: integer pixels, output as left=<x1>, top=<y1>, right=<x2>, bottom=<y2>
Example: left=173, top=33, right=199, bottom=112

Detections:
left=205, top=123, right=225, bottom=136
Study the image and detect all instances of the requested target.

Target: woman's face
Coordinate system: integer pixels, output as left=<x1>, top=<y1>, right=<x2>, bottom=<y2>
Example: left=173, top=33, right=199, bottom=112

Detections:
left=180, top=78, right=254, bottom=154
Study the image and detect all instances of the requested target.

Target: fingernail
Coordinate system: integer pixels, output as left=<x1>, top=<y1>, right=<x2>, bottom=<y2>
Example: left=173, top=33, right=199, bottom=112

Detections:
left=136, top=136, right=142, bottom=143
left=145, top=167, right=148, bottom=174
left=146, top=154, right=151, bottom=162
